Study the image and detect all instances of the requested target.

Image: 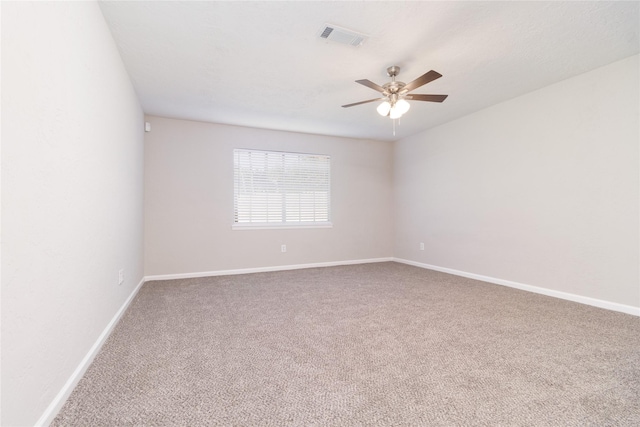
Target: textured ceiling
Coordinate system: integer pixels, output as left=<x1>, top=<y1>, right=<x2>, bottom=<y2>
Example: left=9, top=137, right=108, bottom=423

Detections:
left=98, top=1, right=639, bottom=142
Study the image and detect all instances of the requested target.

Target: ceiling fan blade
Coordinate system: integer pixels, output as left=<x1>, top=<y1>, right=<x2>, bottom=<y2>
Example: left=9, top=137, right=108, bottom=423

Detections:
left=341, top=98, right=384, bottom=108
left=406, top=94, right=448, bottom=103
left=403, top=70, right=442, bottom=92
left=355, top=79, right=386, bottom=93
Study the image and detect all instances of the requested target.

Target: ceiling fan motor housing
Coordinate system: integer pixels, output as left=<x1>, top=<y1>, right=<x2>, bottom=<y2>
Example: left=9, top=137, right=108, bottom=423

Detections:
left=383, top=81, right=406, bottom=96
left=383, top=66, right=407, bottom=99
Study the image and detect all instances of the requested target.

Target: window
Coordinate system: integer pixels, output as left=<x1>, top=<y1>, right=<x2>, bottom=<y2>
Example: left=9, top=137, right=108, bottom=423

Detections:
left=233, top=149, right=331, bottom=228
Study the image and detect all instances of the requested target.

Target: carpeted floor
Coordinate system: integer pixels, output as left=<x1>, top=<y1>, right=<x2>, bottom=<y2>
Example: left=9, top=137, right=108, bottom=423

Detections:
left=53, top=262, right=640, bottom=426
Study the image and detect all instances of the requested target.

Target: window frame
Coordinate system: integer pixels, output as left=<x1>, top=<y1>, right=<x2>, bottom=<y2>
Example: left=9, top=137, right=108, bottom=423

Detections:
left=232, top=148, right=332, bottom=230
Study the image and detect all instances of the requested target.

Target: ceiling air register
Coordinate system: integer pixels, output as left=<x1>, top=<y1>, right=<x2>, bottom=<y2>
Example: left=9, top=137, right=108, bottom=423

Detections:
left=318, top=23, right=368, bottom=47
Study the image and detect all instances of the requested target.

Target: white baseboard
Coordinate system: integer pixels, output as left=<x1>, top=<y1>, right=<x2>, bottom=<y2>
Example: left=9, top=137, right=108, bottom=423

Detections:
left=35, top=277, right=146, bottom=427
left=394, top=258, right=640, bottom=317
left=144, top=257, right=394, bottom=282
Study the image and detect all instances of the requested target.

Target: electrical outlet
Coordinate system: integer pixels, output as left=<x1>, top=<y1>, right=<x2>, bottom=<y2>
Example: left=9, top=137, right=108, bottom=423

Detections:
left=118, top=269, right=124, bottom=285
left=420, top=242, right=425, bottom=251
left=281, top=244, right=287, bottom=253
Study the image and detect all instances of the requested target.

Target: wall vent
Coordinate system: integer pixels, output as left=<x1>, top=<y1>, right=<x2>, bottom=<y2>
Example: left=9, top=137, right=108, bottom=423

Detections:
left=318, top=23, right=368, bottom=47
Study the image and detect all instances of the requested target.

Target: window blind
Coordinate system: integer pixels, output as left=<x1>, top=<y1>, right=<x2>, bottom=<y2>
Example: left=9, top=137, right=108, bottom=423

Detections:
left=233, top=149, right=331, bottom=226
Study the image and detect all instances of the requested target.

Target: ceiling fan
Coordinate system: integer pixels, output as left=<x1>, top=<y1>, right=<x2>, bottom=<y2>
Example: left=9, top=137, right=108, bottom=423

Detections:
left=342, top=66, right=448, bottom=119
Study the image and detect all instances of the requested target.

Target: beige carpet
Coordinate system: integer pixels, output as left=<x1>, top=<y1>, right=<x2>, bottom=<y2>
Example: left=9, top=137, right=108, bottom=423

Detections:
left=53, top=262, right=640, bottom=426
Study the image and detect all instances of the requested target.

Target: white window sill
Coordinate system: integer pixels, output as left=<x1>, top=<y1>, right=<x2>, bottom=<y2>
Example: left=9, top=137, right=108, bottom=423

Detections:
left=232, top=222, right=333, bottom=230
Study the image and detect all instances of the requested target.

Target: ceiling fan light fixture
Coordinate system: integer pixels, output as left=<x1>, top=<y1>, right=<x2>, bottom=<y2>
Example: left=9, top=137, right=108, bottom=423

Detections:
left=377, top=101, right=391, bottom=116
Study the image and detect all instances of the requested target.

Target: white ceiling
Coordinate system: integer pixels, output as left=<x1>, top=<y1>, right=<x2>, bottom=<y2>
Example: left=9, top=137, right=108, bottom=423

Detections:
left=98, top=1, right=639, bottom=142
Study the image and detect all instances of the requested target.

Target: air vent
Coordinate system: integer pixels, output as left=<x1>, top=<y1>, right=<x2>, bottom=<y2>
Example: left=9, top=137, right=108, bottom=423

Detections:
left=318, top=23, right=368, bottom=47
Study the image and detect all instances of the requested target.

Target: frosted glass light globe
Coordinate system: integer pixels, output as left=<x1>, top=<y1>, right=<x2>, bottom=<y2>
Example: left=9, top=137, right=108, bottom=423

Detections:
left=389, top=106, right=402, bottom=119
left=395, top=99, right=411, bottom=115
left=377, top=101, right=391, bottom=116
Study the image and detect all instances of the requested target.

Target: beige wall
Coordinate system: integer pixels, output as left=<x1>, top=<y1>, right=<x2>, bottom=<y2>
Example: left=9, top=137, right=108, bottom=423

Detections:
left=1, top=2, right=145, bottom=425
left=144, top=117, right=394, bottom=276
left=394, top=55, right=639, bottom=308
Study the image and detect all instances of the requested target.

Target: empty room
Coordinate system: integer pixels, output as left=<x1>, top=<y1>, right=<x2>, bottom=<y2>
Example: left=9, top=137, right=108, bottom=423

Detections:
left=2, top=1, right=639, bottom=426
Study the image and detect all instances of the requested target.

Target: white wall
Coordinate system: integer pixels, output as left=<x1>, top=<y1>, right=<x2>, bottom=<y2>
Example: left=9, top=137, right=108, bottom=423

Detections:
left=144, top=117, right=393, bottom=276
left=1, top=2, right=144, bottom=425
left=394, top=55, right=639, bottom=309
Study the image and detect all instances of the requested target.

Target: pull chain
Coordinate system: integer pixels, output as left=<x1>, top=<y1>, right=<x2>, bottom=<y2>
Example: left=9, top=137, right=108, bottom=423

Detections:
left=392, top=117, right=401, bottom=136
